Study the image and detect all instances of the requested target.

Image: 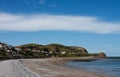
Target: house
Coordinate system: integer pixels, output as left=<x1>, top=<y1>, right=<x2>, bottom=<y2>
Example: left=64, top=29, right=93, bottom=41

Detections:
left=61, top=51, right=66, bottom=55
left=0, top=44, right=2, bottom=48
left=15, top=46, right=22, bottom=52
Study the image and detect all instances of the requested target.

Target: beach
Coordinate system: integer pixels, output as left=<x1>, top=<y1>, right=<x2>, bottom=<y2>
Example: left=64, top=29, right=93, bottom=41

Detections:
left=0, top=60, right=40, bottom=77
left=0, top=57, right=113, bottom=77
left=21, top=58, right=112, bottom=77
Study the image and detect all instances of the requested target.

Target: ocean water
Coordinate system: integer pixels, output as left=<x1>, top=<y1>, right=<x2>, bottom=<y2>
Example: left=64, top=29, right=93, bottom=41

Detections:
left=66, top=58, right=120, bottom=77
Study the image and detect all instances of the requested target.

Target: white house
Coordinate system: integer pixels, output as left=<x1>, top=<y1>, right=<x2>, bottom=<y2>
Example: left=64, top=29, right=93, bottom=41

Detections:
left=61, top=51, right=66, bottom=55
left=0, top=44, right=2, bottom=48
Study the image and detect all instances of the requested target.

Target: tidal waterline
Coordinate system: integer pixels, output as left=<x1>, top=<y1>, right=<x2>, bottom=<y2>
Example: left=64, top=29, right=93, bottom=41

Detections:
left=66, top=58, right=120, bottom=77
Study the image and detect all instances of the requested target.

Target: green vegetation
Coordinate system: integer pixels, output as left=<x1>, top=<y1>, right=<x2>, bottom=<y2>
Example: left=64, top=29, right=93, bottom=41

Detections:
left=19, top=43, right=90, bottom=58
left=0, top=50, right=7, bottom=57
left=0, top=43, right=107, bottom=59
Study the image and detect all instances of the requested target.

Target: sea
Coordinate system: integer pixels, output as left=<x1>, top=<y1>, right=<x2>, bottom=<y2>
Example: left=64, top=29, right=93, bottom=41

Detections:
left=66, top=57, right=120, bottom=77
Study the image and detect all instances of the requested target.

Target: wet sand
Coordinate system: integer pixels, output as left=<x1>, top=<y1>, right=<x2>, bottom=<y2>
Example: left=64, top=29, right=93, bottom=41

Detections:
left=21, top=57, right=113, bottom=77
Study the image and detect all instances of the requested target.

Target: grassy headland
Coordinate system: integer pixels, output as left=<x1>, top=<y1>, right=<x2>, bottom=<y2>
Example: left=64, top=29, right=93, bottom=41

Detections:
left=0, top=42, right=106, bottom=59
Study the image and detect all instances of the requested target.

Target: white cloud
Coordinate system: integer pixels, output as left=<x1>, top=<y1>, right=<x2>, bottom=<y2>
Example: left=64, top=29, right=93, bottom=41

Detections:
left=0, top=13, right=120, bottom=34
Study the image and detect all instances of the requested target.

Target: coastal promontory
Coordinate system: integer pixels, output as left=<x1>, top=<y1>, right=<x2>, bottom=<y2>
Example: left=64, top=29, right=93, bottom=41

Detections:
left=0, top=42, right=106, bottom=59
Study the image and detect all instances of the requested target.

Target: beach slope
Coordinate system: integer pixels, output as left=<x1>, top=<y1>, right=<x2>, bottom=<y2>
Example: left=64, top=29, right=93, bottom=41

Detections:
left=21, top=58, right=111, bottom=77
left=0, top=60, right=40, bottom=77
left=0, top=58, right=112, bottom=77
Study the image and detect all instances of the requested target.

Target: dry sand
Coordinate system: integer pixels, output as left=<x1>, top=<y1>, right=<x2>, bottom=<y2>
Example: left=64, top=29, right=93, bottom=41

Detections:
left=21, top=57, right=113, bottom=77
left=0, top=60, right=40, bottom=77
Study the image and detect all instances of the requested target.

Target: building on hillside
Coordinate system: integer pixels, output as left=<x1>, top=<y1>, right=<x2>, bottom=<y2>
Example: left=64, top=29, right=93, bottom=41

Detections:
left=61, top=51, right=66, bottom=55
left=15, top=46, right=22, bottom=52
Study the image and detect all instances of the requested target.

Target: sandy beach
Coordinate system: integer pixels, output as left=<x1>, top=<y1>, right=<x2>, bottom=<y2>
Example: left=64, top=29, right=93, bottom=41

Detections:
left=0, top=60, right=40, bottom=77
left=0, top=57, right=114, bottom=77
left=21, top=58, right=112, bottom=77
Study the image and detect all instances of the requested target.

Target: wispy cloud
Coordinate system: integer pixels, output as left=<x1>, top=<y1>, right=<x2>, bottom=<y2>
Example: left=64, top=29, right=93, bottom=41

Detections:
left=24, top=0, right=56, bottom=8
left=0, top=13, right=120, bottom=34
left=24, top=0, right=46, bottom=7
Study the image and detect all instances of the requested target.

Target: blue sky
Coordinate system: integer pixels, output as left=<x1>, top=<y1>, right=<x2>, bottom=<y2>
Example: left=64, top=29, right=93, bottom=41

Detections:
left=0, top=0, right=120, bottom=56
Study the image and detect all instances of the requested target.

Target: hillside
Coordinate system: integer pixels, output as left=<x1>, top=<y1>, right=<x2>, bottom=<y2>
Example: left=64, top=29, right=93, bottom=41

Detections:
left=0, top=42, right=106, bottom=59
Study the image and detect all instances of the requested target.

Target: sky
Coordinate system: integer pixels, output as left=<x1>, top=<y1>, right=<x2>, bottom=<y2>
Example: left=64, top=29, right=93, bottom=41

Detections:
left=0, top=0, right=120, bottom=56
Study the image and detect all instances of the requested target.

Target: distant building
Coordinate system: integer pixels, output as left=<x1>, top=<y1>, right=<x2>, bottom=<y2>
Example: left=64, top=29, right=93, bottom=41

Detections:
left=0, top=44, right=2, bottom=48
left=61, top=51, right=66, bottom=54
left=15, top=46, right=22, bottom=52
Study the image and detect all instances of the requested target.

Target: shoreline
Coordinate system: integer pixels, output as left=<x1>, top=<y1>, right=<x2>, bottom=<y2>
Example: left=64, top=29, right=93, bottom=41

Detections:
left=20, top=57, right=113, bottom=77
